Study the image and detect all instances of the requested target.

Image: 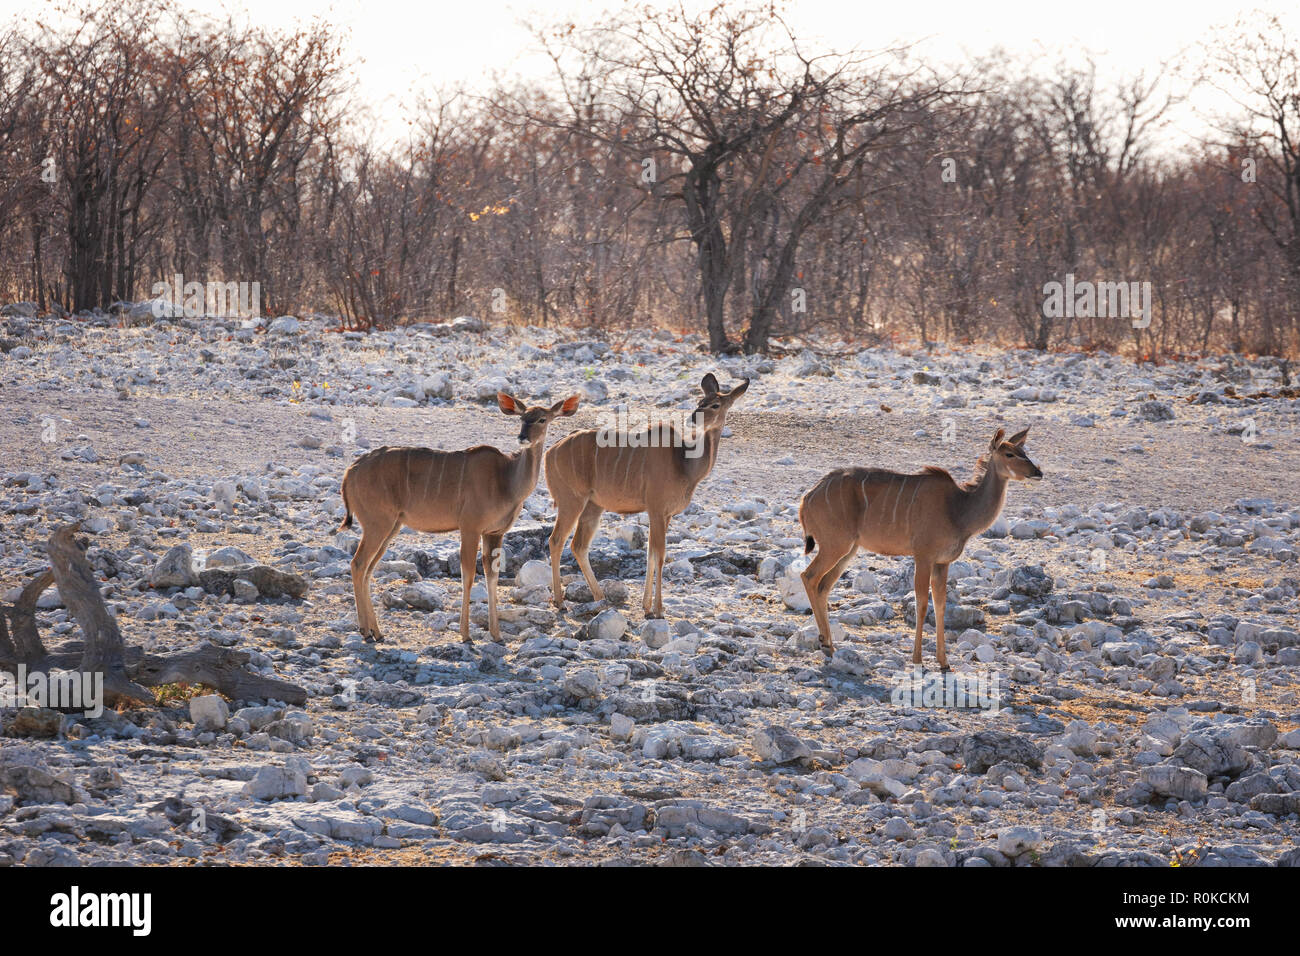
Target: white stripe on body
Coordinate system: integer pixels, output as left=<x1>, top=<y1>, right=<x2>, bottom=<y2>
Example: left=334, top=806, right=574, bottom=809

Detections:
left=906, top=479, right=922, bottom=523
left=422, top=450, right=435, bottom=500
left=891, top=478, right=907, bottom=527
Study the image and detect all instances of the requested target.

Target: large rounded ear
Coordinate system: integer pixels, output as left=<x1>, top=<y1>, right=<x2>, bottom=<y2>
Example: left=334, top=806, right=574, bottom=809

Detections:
left=498, top=392, right=521, bottom=415
left=551, top=394, right=581, bottom=416
left=701, top=373, right=720, bottom=396
left=989, top=428, right=1006, bottom=450
left=725, top=378, right=750, bottom=401
left=1008, top=427, right=1030, bottom=447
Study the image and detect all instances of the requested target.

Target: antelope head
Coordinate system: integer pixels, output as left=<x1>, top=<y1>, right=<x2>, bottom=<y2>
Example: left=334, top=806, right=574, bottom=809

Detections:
left=988, top=427, right=1043, bottom=482
left=688, top=373, right=749, bottom=433
left=498, top=392, right=580, bottom=447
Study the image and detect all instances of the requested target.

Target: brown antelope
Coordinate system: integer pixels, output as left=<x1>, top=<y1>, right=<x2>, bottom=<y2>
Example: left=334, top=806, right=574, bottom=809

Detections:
left=338, top=392, right=580, bottom=644
left=799, top=427, right=1042, bottom=669
left=545, top=373, right=749, bottom=618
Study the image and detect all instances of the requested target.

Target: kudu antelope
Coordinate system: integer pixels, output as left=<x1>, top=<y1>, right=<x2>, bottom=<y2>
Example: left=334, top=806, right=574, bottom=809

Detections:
left=799, top=427, right=1042, bottom=669
left=339, top=392, right=580, bottom=644
left=546, top=373, right=749, bottom=618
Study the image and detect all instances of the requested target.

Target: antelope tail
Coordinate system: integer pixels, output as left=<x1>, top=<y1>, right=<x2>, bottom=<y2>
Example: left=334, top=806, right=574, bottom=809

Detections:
left=800, top=492, right=814, bottom=553
left=338, top=478, right=354, bottom=531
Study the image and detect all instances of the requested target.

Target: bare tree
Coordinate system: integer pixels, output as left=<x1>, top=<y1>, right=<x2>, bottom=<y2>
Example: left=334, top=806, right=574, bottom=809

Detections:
left=1204, top=12, right=1300, bottom=343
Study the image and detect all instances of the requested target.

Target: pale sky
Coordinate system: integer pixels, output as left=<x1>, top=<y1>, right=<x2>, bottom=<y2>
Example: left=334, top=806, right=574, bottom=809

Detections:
left=4, top=0, right=1296, bottom=144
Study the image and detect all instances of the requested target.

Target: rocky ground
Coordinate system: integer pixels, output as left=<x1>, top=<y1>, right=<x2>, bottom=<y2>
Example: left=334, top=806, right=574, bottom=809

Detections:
left=1, top=304, right=1298, bottom=866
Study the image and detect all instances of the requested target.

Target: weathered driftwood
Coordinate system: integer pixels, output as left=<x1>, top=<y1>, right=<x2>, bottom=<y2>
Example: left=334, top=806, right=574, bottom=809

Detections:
left=1, top=523, right=308, bottom=711
left=2, top=642, right=306, bottom=704
left=44, top=525, right=153, bottom=706
left=0, top=568, right=54, bottom=664
left=130, top=645, right=307, bottom=706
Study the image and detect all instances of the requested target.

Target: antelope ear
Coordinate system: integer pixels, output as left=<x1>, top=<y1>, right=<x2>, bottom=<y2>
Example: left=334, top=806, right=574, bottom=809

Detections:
left=552, top=394, right=581, bottom=416
left=498, top=392, right=520, bottom=415
left=989, top=428, right=1006, bottom=450
left=1008, top=427, right=1030, bottom=447
left=701, top=373, right=720, bottom=396
left=725, top=378, right=750, bottom=401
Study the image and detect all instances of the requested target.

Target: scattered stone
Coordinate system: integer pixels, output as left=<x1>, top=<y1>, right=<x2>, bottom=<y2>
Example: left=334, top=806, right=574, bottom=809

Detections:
left=0, top=765, right=84, bottom=805
left=149, top=544, right=198, bottom=589
left=516, top=560, right=551, bottom=588
left=205, top=546, right=254, bottom=568
left=190, top=695, right=229, bottom=732
left=1138, top=400, right=1175, bottom=422
left=2, top=708, right=63, bottom=739
left=243, top=765, right=308, bottom=800
left=199, top=564, right=308, bottom=599
left=753, top=725, right=812, bottom=765
left=585, top=609, right=627, bottom=641
left=1007, top=565, right=1053, bottom=598
left=960, top=731, right=1043, bottom=774
left=997, top=827, right=1044, bottom=858
left=1172, top=733, right=1251, bottom=779
left=641, top=619, right=672, bottom=649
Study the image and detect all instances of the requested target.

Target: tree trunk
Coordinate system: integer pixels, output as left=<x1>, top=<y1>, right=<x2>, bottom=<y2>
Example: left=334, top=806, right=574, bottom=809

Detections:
left=45, top=524, right=153, bottom=706
left=683, top=160, right=732, bottom=352
left=446, top=232, right=461, bottom=313
left=2, top=525, right=308, bottom=711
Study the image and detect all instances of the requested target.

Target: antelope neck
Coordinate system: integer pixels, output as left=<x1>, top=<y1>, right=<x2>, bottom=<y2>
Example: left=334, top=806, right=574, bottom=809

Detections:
left=681, top=427, right=720, bottom=481
left=508, top=435, right=546, bottom=494
left=958, top=463, right=1009, bottom=537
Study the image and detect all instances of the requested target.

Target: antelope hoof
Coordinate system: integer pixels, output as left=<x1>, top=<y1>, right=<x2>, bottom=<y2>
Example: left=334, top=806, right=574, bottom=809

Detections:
left=363, top=629, right=383, bottom=644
